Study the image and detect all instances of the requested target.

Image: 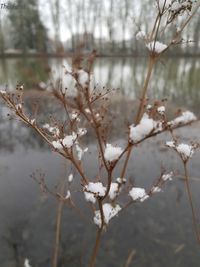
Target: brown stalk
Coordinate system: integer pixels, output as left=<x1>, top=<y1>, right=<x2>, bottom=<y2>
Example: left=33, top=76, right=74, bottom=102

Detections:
left=85, top=89, right=109, bottom=172
left=89, top=200, right=104, bottom=267
left=120, top=54, right=156, bottom=179
left=52, top=197, right=64, bottom=267
left=183, top=162, right=200, bottom=245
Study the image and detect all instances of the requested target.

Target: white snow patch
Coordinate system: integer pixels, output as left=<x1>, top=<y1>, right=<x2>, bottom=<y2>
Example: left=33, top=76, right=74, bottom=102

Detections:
left=65, top=190, right=71, bottom=199
left=62, top=134, right=76, bottom=148
left=146, top=104, right=152, bottom=110
left=84, top=182, right=106, bottom=203
left=157, top=106, right=165, bottom=114
left=176, top=143, right=194, bottom=161
left=43, top=123, right=60, bottom=136
left=104, top=144, right=123, bottom=162
left=109, top=183, right=119, bottom=200
left=77, top=128, right=87, bottom=136
left=129, top=187, right=148, bottom=201
left=116, top=177, right=126, bottom=184
left=84, top=192, right=96, bottom=203
left=161, top=172, right=173, bottom=181
left=71, top=110, right=79, bottom=120
left=0, top=90, right=6, bottom=95
left=16, top=103, right=22, bottom=110
left=52, top=140, right=62, bottom=150
left=166, top=141, right=175, bottom=148
left=166, top=140, right=195, bottom=161
left=170, top=2, right=181, bottom=11
left=146, top=41, right=167, bottom=53
left=152, top=186, right=161, bottom=193
left=129, top=114, right=156, bottom=143
left=85, top=108, right=91, bottom=113
left=68, top=173, right=73, bottom=183
left=24, top=258, right=31, bottom=267
left=169, top=111, right=197, bottom=126
left=94, top=203, right=121, bottom=227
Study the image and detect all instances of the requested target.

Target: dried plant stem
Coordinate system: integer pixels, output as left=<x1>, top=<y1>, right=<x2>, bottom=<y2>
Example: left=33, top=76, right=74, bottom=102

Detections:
left=183, top=163, right=200, bottom=245
left=89, top=200, right=104, bottom=267
left=120, top=55, right=156, bottom=179
left=89, top=227, right=103, bottom=267
left=85, top=90, right=109, bottom=172
left=124, top=249, right=136, bottom=267
left=52, top=198, right=64, bottom=267
left=52, top=181, right=66, bottom=267
left=135, top=55, right=156, bottom=124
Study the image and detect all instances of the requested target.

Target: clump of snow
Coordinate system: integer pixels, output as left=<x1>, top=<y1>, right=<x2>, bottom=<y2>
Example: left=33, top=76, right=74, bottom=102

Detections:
left=146, top=41, right=167, bottom=54
left=136, top=31, right=146, bottom=41
left=68, top=173, right=73, bottom=183
left=52, top=133, right=77, bottom=150
left=95, top=113, right=100, bottom=118
left=169, top=111, right=197, bottom=127
left=71, top=110, right=79, bottom=120
left=0, top=90, right=6, bottom=95
left=77, top=69, right=89, bottom=87
left=85, top=108, right=91, bottom=113
left=166, top=141, right=175, bottom=148
left=109, top=183, right=119, bottom=200
left=161, top=172, right=173, bottom=181
left=29, top=119, right=35, bottom=125
left=62, top=134, right=76, bottom=148
left=146, top=104, right=152, bottom=110
left=43, top=123, right=60, bottom=136
left=77, top=128, right=87, bottom=136
left=176, top=143, right=194, bottom=161
left=116, top=177, right=126, bottom=184
left=166, top=141, right=195, bottom=161
left=129, top=187, right=148, bottom=201
left=52, top=140, right=63, bottom=150
left=94, top=203, right=121, bottom=227
left=129, top=114, right=156, bottom=143
left=84, top=192, right=96, bottom=203
left=84, top=182, right=106, bottom=203
left=85, top=182, right=106, bottom=196
left=152, top=186, right=161, bottom=193
left=157, top=106, right=165, bottom=114
left=170, top=2, right=181, bottom=11
left=104, top=144, right=123, bottom=162
left=24, top=258, right=31, bottom=267
left=16, top=103, right=22, bottom=110
left=65, top=190, right=71, bottom=199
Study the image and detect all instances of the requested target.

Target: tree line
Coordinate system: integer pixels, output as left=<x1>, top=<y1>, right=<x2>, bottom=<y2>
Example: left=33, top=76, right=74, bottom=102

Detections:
left=0, top=0, right=199, bottom=55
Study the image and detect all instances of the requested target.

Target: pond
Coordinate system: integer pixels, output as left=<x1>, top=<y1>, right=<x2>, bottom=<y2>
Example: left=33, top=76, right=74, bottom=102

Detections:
left=0, top=57, right=200, bottom=267
left=0, top=57, right=200, bottom=113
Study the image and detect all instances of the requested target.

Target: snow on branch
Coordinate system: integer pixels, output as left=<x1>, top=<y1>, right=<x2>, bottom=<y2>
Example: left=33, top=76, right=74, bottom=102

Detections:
left=94, top=203, right=121, bottom=228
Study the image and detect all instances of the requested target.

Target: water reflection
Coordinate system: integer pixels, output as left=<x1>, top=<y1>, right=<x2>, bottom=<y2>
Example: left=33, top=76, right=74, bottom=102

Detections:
left=0, top=57, right=200, bottom=112
left=0, top=126, right=200, bottom=266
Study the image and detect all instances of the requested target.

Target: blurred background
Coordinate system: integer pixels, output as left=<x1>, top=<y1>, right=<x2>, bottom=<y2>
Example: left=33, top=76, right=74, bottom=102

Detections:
left=0, top=0, right=200, bottom=55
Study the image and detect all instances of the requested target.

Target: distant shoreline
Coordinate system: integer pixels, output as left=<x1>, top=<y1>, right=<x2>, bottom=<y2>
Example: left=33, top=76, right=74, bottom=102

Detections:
left=0, top=53, right=200, bottom=58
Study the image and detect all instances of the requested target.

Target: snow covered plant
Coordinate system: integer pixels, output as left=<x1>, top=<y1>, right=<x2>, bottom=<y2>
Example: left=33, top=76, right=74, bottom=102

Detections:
left=0, top=69, right=199, bottom=267
left=1, top=1, right=200, bottom=267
